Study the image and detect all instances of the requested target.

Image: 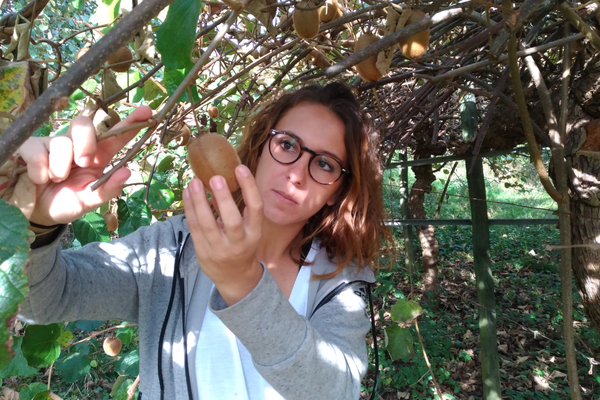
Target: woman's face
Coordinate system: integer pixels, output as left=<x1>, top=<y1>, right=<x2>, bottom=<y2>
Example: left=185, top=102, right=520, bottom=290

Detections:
left=254, top=102, right=348, bottom=228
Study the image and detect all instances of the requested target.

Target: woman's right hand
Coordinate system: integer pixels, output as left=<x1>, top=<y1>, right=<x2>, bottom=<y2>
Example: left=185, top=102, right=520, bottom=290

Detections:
left=18, top=106, right=153, bottom=226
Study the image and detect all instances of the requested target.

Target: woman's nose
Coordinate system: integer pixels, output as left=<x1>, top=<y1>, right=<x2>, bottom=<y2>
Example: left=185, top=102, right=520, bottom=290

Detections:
left=287, top=153, right=311, bottom=185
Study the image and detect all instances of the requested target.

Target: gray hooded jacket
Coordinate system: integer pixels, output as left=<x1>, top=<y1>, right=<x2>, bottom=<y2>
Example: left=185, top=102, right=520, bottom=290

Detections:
left=19, top=215, right=376, bottom=400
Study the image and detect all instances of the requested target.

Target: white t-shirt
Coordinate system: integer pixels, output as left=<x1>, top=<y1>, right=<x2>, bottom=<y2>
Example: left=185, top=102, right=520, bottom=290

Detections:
left=195, top=255, right=314, bottom=399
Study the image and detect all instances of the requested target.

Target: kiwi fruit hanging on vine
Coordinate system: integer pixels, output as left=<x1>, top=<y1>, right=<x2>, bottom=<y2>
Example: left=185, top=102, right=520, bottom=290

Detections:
left=176, top=125, right=191, bottom=147
left=103, top=212, right=119, bottom=232
left=208, top=106, right=219, bottom=118
left=103, top=337, right=122, bottom=356
left=354, top=33, right=382, bottom=82
left=319, top=0, right=342, bottom=22
left=293, top=1, right=320, bottom=39
left=107, top=46, right=133, bottom=72
left=398, top=10, right=430, bottom=59
left=187, top=133, right=241, bottom=192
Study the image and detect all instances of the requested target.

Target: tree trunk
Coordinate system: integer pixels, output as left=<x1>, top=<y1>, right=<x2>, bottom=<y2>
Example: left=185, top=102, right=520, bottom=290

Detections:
left=566, top=119, right=600, bottom=334
left=408, top=163, right=439, bottom=292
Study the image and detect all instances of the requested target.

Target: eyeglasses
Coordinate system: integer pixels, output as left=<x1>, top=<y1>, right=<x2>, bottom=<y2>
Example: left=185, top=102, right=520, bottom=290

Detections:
left=268, top=129, right=349, bottom=185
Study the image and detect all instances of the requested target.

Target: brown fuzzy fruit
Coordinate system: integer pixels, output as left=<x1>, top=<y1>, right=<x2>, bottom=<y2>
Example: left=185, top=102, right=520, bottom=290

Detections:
left=103, top=212, right=119, bottom=232
left=176, top=125, right=191, bottom=147
left=208, top=106, right=219, bottom=119
left=103, top=337, right=122, bottom=356
left=107, top=46, right=133, bottom=73
left=398, top=10, right=430, bottom=59
left=319, top=0, right=341, bottom=22
left=106, top=109, right=121, bottom=129
left=293, top=1, right=320, bottom=39
left=187, top=133, right=241, bottom=192
left=307, top=49, right=331, bottom=69
left=354, top=33, right=382, bottom=82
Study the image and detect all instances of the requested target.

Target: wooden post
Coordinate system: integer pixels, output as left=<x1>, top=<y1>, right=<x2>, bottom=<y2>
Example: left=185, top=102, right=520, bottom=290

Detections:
left=466, top=156, right=501, bottom=400
left=398, top=148, right=415, bottom=272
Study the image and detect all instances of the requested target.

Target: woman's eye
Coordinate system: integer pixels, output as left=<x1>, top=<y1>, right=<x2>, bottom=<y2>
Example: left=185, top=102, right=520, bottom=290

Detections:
left=317, top=158, right=335, bottom=172
left=280, top=139, right=296, bottom=151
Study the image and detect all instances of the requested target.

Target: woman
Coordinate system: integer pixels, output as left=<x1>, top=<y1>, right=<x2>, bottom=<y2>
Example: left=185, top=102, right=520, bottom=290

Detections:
left=18, top=83, right=393, bottom=400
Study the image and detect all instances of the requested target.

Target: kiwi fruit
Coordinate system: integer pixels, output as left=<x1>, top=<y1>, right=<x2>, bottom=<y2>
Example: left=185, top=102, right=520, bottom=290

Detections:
left=293, top=1, right=320, bottom=39
left=398, top=10, right=430, bottom=59
left=187, top=133, right=241, bottom=192
left=106, top=109, right=121, bottom=128
left=319, top=0, right=341, bottom=22
left=307, top=48, right=331, bottom=69
left=208, top=106, right=219, bottom=119
left=354, top=33, right=382, bottom=82
left=176, top=125, right=191, bottom=147
left=107, top=46, right=133, bottom=73
left=103, top=337, right=122, bottom=356
left=93, top=108, right=121, bottom=135
left=103, top=212, right=119, bottom=232
left=266, top=0, right=277, bottom=20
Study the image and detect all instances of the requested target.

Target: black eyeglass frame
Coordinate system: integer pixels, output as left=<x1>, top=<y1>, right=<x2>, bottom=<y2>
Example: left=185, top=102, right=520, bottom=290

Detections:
left=268, top=129, right=350, bottom=185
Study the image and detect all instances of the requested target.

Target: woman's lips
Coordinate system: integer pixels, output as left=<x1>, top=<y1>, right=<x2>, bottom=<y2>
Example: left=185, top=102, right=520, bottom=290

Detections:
left=274, top=190, right=297, bottom=205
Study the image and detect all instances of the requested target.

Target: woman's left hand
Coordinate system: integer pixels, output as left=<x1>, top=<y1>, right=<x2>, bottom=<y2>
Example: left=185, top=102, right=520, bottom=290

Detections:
left=183, top=164, right=264, bottom=306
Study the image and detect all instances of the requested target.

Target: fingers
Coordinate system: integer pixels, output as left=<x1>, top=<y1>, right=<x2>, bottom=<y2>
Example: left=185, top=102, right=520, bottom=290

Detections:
left=209, top=175, right=245, bottom=242
left=19, top=137, right=50, bottom=185
left=48, top=136, right=74, bottom=182
left=183, top=178, right=220, bottom=247
left=78, top=167, right=131, bottom=209
left=96, top=106, right=154, bottom=165
left=68, top=116, right=97, bottom=168
left=236, top=165, right=263, bottom=234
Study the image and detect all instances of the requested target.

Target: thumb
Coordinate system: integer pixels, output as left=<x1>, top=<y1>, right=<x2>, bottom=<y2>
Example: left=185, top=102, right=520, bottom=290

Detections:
left=80, top=167, right=131, bottom=209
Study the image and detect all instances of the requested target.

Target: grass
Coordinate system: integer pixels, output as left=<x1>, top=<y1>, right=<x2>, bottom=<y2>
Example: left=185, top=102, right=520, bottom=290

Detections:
left=365, top=154, right=600, bottom=399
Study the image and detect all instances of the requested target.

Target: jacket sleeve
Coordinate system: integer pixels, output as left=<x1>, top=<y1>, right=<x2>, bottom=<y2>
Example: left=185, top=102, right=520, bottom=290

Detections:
left=209, top=266, right=371, bottom=400
left=18, top=219, right=180, bottom=325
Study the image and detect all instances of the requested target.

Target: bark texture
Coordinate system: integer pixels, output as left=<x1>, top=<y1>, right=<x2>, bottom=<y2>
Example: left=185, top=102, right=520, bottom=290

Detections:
left=565, top=119, right=600, bottom=334
left=408, top=163, right=439, bottom=292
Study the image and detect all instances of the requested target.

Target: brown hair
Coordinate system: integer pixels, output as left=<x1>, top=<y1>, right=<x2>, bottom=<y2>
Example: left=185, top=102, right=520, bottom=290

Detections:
left=235, top=83, right=395, bottom=278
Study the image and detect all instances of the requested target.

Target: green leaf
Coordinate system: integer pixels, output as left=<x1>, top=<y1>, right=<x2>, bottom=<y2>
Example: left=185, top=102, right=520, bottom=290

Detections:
left=73, top=341, right=90, bottom=356
left=156, top=0, right=202, bottom=70
left=143, top=79, right=163, bottom=101
left=31, top=390, right=51, bottom=400
left=117, top=196, right=152, bottom=237
left=163, top=67, right=200, bottom=103
left=91, top=0, right=121, bottom=26
left=148, top=181, right=175, bottom=209
left=384, top=325, right=414, bottom=361
left=21, top=323, right=62, bottom=368
left=156, top=155, right=175, bottom=173
left=73, top=0, right=85, bottom=11
left=57, top=329, right=74, bottom=347
left=66, top=319, right=105, bottom=332
left=19, top=383, right=48, bottom=400
left=71, top=80, right=98, bottom=101
left=0, top=200, right=29, bottom=370
left=390, top=299, right=422, bottom=324
left=0, top=336, right=38, bottom=379
left=116, top=349, right=139, bottom=376
left=113, top=377, right=138, bottom=400
left=56, top=352, right=91, bottom=383
left=72, top=212, right=111, bottom=245
left=116, top=326, right=135, bottom=346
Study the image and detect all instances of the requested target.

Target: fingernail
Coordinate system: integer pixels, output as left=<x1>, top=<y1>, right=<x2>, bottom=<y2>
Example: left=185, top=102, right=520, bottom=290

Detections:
left=238, top=164, right=250, bottom=177
left=183, top=188, right=190, bottom=200
left=191, top=178, right=202, bottom=193
left=78, top=156, right=91, bottom=167
left=210, top=176, right=224, bottom=190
